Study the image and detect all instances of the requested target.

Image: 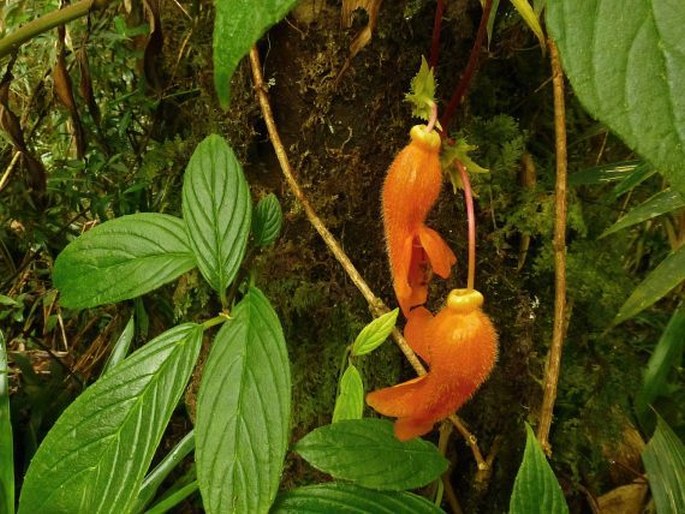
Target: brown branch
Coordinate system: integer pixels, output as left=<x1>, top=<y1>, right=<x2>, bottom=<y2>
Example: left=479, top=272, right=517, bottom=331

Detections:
left=248, top=45, right=487, bottom=470
left=439, top=0, right=493, bottom=130
left=536, top=39, right=568, bottom=455
left=429, top=0, right=445, bottom=68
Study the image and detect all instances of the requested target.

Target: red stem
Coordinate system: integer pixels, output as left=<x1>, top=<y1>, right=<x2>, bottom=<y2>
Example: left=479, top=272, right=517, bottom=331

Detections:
left=457, top=161, right=476, bottom=290
left=440, top=0, right=493, bottom=130
left=429, top=0, right=445, bottom=68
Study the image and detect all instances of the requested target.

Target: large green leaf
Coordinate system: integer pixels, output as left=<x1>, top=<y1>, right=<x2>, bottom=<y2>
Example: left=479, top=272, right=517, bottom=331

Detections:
left=615, top=246, right=685, bottom=325
left=332, top=364, right=364, bottom=423
left=601, top=189, right=685, bottom=238
left=547, top=1, right=685, bottom=196
left=18, top=323, right=203, bottom=514
left=53, top=213, right=196, bottom=309
left=509, top=424, right=569, bottom=514
left=252, top=193, right=283, bottom=247
left=635, top=303, right=685, bottom=420
left=294, top=418, right=448, bottom=491
left=0, top=331, right=13, bottom=514
left=182, top=135, right=251, bottom=301
left=642, top=415, right=685, bottom=514
left=568, top=160, right=645, bottom=187
left=272, top=483, right=444, bottom=513
left=196, top=287, right=291, bottom=514
left=213, top=0, right=298, bottom=108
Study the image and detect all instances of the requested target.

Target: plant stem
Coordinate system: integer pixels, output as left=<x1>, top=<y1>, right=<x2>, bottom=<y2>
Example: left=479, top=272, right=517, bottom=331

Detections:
left=248, top=45, right=487, bottom=470
left=439, top=0, right=493, bottom=130
left=426, top=102, right=438, bottom=133
left=0, top=0, right=110, bottom=60
left=456, top=161, right=476, bottom=290
left=536, top=39, right=568, bottom=456
left=201, top=313, right=230, bottom=331
left=429, top=0, right=445, bottom=68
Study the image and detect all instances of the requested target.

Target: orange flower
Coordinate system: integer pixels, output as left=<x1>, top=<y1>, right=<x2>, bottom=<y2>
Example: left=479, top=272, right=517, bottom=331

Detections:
left=382, top=125, right=457, bottom=316
left=366, top=289, right=498, bottom=441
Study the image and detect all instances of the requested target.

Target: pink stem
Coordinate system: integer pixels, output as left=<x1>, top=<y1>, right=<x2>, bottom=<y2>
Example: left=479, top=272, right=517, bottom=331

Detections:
left=457, top=161, right=476, bottom=290
left=425, top=102, right=438, bottom=133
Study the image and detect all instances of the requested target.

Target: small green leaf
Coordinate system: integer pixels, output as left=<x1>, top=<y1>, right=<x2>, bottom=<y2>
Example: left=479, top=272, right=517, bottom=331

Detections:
left=53, top=213, right=196, bottom=309
left=614, top=246, right=685, bottom=325
left=510, top=0, right=545, bottom=51
left=601, top=189, right=685, bottom=238
left=635, top=303, right=685, bottom=421
left=294, top=418, right=448, bottom=491
left=509, top=424, right=569, bottom=514
left=252, top=193, right=283, bottom=246
left=441, top=138, right=489, bottom=192
left=642, top=415, right=685, bottom=514
left=196, top=287, right=291, bottom=514
left=146, top=481, right=199, bottom=514
left=182, top=135, right=252, bottom=300
left=332, top=365, right=364, bottom=423
left=213, top=0, right=299, bottom=108
left=103, top=314, right=135, bottom=374
left=134, top=430, right=195, bottom=513
left=18, top=323, right=203, bottom=514
left=405, top=56, right=436, bottom=122
left=351, top=309, right=399, bottom=356
left=272, top=483, right=445, bottom=513
left=547, top=1, right=685, bottom=197
left=0, top=331, right=14, bottom=514
left=486, top=0, right=501, bottom=49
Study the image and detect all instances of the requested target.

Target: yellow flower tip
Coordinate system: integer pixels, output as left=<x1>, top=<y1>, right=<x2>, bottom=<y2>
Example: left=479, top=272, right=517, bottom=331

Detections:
left=446, top=288, right=484, bottom=313
left=409, top=125, right=441, bottom=151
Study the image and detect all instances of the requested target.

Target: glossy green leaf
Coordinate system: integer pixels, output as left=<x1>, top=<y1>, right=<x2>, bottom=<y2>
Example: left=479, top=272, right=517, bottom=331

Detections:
left=509, top=424, right=569, bottom=514
left=103, top=314, right=135, bottom=374
left=294, top=419, right=448, bottom=491
left=182, top=135, right=251, bottom=300
left=252, top=193, right=283, bottom=246
left=18, top=323, right=203, bottom=514
left=547, top=1, right=685, bottom=197
left=196, top=287, right=291, bottom=514
left=53, top=213, right=195, bottom=309
left=332, top=365, right=364, bottom=423
left=133, top=430, right=195, bottom=513
left=272, top=483, right=445, bottom=513
left=351, top=309, right=399, bottom=356
left=0, top=331, right=14, bottom=514
left=614, top=246, right=685, bottom=325
left=510, top=0, right=545, bottom=50
left=642, top=415, right=685, bottom=514
left=635, top=303, right=685, bottom=420
left=601, top=189, right=685, bottom=238
left=213, top=0, right=298, bottom=108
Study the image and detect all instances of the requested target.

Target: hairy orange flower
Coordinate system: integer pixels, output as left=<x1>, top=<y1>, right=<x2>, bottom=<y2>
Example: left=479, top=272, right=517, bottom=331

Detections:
left=366, top=289, right=498, bottom=441
left=382, top=125, right=457, bottom=316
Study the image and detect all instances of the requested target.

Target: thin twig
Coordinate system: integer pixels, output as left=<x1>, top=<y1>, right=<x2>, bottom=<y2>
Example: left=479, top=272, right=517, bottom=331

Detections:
left=536, top=39, right=568, bottom=455
left=248, top=45, right=487, bottom=470
left=0, top=150, right=21, bottom=192
left=439, top=0, right=493, bottom=130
